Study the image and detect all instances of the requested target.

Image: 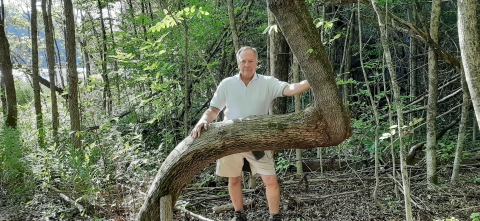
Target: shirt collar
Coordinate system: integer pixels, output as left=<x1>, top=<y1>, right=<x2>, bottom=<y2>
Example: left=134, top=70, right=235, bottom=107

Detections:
left=235, top=72, right=259, bottom=81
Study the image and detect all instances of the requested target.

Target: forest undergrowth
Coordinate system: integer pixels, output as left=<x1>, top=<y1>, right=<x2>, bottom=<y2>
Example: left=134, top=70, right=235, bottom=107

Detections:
left=1, top=148, right=479, bottom=221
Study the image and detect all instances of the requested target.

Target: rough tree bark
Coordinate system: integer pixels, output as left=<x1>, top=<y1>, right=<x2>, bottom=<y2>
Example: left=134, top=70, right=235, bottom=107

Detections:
left=31, top=0, right=44, bottom=147
left=227, top=0, right=239, bottom=51
left=451, top=69, right=471, bottom=182
left=457, top=0, right=480, bottom=129
left=371, top=0, right=413, bottom=219
left=64, top=0, right=81, bottom=149
left=293, top=56, right=303, bottom=175
left=97, top=0, right=112, bottom=115
left=136, top=1, right=352, bottom=220
left=267, top=9, right=289, bottom=115
left=42, top=0, right=59, bottom=139
left=0, top=0, right=17, bottom=128
left=425, top=0, right=441, bottom=186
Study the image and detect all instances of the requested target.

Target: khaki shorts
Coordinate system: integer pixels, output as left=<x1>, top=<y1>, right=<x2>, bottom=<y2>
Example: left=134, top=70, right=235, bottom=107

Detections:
left=216, top=151, right=276, bottom=177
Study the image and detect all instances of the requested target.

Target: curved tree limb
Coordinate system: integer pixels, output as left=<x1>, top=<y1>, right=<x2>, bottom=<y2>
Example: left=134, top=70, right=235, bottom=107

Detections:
left=137, top=1, right=352, bottom=220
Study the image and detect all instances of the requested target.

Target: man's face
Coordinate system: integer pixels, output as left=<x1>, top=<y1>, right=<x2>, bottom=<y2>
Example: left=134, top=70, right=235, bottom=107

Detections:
left=237, top=49, right=258, bottom=76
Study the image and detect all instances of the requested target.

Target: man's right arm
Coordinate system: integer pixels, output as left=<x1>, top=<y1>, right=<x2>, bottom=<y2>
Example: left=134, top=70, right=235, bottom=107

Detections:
left=190, top=107, right=221, bottom=138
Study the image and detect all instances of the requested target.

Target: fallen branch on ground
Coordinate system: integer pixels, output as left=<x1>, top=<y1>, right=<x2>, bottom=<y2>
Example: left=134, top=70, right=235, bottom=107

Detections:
left=47, top=184, right=85, bottom=213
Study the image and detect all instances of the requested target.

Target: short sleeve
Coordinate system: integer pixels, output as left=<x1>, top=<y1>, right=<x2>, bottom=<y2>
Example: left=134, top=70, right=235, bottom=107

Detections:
left=209, top=80, right=227, bottom=111
left=268, top=77, right=289, bottom=98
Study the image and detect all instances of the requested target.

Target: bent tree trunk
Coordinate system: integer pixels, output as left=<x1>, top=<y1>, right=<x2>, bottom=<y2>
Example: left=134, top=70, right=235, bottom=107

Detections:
left=137, top=1, right=352, bottom=220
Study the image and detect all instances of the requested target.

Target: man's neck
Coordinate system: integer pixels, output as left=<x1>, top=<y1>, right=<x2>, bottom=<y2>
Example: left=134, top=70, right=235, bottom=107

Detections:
left=240, top=72, right=254, bottom=86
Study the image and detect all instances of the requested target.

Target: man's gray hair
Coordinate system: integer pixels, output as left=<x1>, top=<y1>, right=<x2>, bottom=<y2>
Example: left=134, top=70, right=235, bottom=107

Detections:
left=236, top=46, right=258, bottom=62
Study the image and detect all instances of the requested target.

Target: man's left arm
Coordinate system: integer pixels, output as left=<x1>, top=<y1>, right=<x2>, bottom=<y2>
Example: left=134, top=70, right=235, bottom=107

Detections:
left=283, top=80, right=310, bottom=96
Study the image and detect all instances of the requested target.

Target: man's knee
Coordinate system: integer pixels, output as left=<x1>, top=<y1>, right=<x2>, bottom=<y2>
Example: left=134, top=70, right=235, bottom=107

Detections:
left=229, top=176, right=242, bottom=186
left=261, top=175, right=279, bottom=187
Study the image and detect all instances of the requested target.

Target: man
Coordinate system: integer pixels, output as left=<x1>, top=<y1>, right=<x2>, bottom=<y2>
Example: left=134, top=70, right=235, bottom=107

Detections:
left=190, top=46, right=310, bottom=221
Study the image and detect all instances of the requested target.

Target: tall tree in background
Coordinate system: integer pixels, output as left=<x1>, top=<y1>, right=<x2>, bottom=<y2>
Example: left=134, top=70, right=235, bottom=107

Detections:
left=227, top=0, right=239, bottom=52
left=340, top=9, right=354, bottom=104
left=267, top=9, right=289, bottom=115
left=457, top=0, right=480, bottom=128
left=408, top=4, right=418, bottom=113
left=0, top=73, right=5, bottom=117
left=182, top=20, right=191, bottom=137
left=64, top=0, right=81, bottom=149
left=370, top=0, right=413, bottom=219
left=425, top=0, right=441, bottom=186
left=292, top=56, right=303, bottom=175
left=0, top=0, right=17, bottom=128
left=42, top=0, right=59, bottom=139
left=451, top=70, right=470, bottom=182
left=31, top=0, right=44, bottom=146
left=357, top=4, right=382, bottom=208
left=97, top=0, right=112, bottom=115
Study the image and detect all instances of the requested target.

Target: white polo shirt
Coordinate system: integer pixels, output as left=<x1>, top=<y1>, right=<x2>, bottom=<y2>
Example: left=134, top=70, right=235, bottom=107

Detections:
left=210, top=73, right=289, bottom=120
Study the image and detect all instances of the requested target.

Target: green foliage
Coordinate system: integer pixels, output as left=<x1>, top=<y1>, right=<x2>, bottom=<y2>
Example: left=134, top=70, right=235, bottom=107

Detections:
left=438, top=139, right=457, bottom=162
left=15, top=80, right=34, bottom=105
left=150, top=6, right=210, bottom=33
left=276, top=153, right=296, bottom=172
left=471, top=213, right=480, bottom=221
left=0, top=126, right=34, bottom=202
left=474, top=178, right=480, bottom=184
left=337, top=78, right=357, bottom=86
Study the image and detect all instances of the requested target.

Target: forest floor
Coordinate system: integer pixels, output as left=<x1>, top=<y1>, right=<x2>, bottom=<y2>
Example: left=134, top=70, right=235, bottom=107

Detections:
left=171, top=161, right=480, bottom=221
left=1, top=158, right=479, bottom=221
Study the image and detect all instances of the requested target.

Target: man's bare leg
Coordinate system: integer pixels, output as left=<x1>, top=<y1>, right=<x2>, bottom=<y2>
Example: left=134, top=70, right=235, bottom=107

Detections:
left=261, top=175, right=280, bottom=214
left=228, top=176, right=244, bottom=211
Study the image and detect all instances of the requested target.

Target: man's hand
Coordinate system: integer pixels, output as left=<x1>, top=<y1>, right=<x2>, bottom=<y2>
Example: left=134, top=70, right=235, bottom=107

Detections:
left=190, top=120, right=209, bottom=138
left=190, top=107, right=220, bottom=138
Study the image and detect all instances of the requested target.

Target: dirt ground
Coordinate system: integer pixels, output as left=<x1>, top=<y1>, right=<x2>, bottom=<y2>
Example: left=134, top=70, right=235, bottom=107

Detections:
left=173, top=163, right=480, bottom=221
left=1, top=160, right=479, bottom=221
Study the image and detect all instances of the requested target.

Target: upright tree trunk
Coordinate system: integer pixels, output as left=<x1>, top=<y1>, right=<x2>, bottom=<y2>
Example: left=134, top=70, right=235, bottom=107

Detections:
left=473, top=118, right=477, bottom=143
left=64, top=0, right=81, bottom=149
left=127, top=0, right=138, bottom=36
left=183, top=22, right=191, bottom=137
left=97, top=0, right=112, bottom=115
left=0, top=1, right=17, bottom=128
left=293, top=56, right=303, bottom=175
left=408, top=4, right=418, bottom=121
left=381, top=58, right=399, bottom=199
left=458, top=0, right=480, bottom=129
left=42, top=0, right=59, bottom=139
left=140, top=0, right=148, bottom=40
left=107, top=5, right=120, bottom=105
left=227, top=0, right=239, bottom=52
left=357, top=4, right=383, bottom=209
left=451, top=69, right=470, bottom=182
left=370, top=0, right=413, bottom=220
left=54, top=38, right=66, bottom=88
left=425, top=0, right=441, bottom=186
left=267, top=9, right=289, bottom=115
left=0, top=74, right=5, bottom=117
left=79, top=11, right=91, bottom=82
left=31, top=0, right=44, bottom=147
left=341, top=10, right=354, bottom=103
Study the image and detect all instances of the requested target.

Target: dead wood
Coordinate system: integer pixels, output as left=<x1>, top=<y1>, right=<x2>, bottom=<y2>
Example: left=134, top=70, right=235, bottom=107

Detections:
left=175, top=206, right=215, bottom=221
left=211, top=198, right=255, bottom=213
left=47, top=184, right=85, bottom=213
left=297, top=183, right=392, bottom=201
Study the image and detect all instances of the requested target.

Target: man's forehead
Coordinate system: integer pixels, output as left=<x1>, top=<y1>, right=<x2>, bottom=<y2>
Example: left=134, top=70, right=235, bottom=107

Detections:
left=239, top=52, right=257, bottom=60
